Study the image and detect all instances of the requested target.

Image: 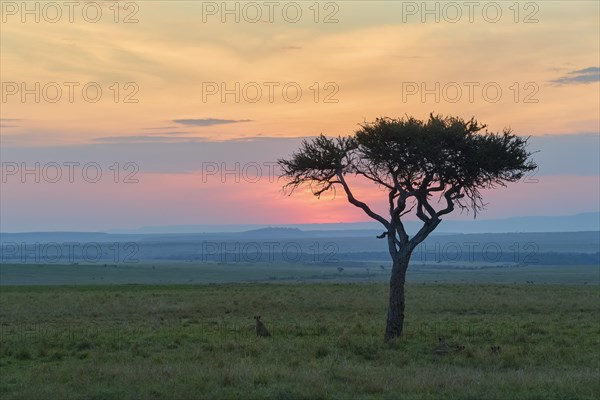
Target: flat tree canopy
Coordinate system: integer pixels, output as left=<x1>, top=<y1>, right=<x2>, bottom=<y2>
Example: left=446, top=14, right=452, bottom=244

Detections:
left=278, top=114, right=537, bottom=341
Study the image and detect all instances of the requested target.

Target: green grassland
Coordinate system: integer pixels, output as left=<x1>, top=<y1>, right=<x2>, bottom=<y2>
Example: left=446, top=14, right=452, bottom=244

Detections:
left=1, top=283, right=599, bottom=399
left=1, top=262, right=599, bottom=286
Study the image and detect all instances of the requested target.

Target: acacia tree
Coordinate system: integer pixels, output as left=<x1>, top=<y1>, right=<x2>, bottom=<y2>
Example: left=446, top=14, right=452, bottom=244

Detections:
left=278, top=114, right=537, bottom=341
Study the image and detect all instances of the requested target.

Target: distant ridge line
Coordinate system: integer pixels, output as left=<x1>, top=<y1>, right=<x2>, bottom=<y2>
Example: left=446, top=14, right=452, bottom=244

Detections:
left=1, top=212, right=598, bottom=235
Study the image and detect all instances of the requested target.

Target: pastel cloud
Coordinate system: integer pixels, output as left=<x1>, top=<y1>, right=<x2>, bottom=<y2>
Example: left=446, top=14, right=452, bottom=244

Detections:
left=551, top=67, right=600, bottom=85
left=0, top=118, right=21, bottom=128
left=173, top=118, right=252, bottom=126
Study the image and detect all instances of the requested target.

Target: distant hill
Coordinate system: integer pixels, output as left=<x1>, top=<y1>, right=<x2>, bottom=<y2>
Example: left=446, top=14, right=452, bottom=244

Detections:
left=234, top=227, right=309, bottom=238
left=437, top=212, right=600, bottom=234
left=102, top=212, right=599, bottom=235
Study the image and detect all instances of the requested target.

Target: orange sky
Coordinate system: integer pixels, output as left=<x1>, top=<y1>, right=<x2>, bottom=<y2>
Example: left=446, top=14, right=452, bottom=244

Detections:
left=1, top=1, right=599, bottom=231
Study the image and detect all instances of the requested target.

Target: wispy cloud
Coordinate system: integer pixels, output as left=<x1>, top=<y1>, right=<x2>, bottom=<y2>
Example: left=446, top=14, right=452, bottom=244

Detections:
left=142, top=126, right=179, bottom=130
left=173, top=118, right=252, bottom=127
left=93, top=135, right=209, bottom=143
left=551, top=67, right=600, bottom=85
left=0, top=118, right=21, bottom=128
left=277, top=45, right=302, bottom=51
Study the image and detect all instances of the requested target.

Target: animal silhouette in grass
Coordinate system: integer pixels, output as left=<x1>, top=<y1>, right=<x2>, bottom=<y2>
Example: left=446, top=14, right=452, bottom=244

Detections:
left=433, top=336, right=466, bottom=355
left=254, top=315, right=271, bottom=337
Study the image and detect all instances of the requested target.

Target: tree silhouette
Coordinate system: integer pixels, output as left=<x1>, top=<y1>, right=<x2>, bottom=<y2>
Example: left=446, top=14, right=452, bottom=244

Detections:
left=278, top=114, right=537, bottom=341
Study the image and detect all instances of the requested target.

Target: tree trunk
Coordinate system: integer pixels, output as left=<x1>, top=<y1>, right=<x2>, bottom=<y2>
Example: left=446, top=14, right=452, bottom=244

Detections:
left=384, top=254, right=410, bottom=342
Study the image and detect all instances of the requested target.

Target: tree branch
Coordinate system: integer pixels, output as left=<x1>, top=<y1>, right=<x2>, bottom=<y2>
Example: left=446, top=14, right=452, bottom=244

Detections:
left=416, top=201, right=430, bottom=223
left=419, top=195, right=437, bottom=220
left=437, top=186, right=464, bottom=217
left=337, top=172, right=391, bottom=230
left=390, top=191, right=410, bottom=245
left=408, top=218, right=441, bottom=255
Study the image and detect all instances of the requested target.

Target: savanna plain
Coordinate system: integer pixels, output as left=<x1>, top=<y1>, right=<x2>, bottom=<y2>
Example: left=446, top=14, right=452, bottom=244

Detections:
left=1, top=270, right=598, bottom=400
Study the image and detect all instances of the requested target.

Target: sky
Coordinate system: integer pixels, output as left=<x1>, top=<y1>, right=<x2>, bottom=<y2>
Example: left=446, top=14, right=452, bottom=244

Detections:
left=1, top=0, right=599, bottom=232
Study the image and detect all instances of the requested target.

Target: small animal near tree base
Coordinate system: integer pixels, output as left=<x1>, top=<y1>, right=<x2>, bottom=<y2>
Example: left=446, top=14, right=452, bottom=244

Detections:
left=278, top=114, right=537, bottom=342
left=254, top=315, right=271, bottom=337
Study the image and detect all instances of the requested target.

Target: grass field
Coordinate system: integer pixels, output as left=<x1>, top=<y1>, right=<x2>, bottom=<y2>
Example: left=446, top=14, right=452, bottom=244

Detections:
left=1, top=283, right=599, bottom=399
left=1, top=262, right=598, bottom=285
